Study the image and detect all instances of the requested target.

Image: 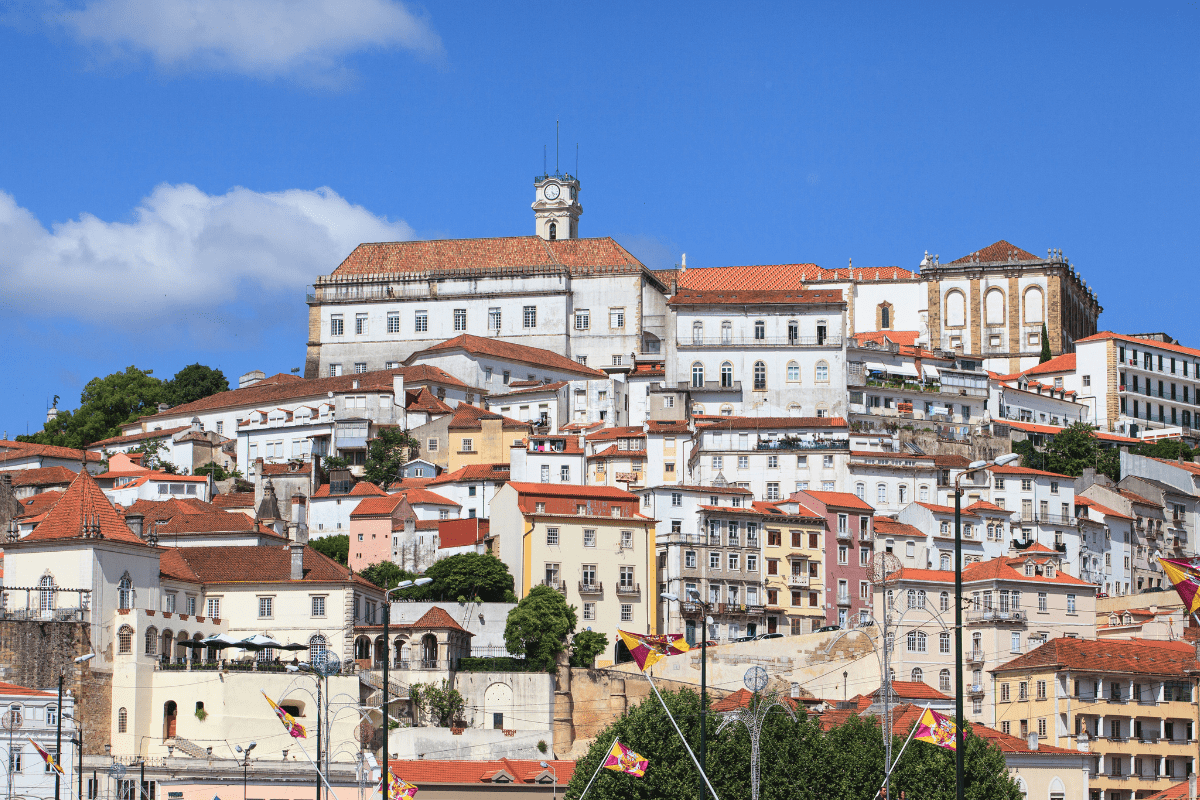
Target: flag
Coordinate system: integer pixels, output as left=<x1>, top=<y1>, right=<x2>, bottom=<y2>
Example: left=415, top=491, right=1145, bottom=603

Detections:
left=1160, top=557, right=1200, bottom=614
left=381, top=770, right=418, bottom=799
left=616, top=630, right=689, bottom=672
left=29, top=739, right=62, bottom=774
left=262, top=692, right=307, bottom=739
left=913, top=707, right=956, bottom=750
left=602, top=739, right=648, bottom=777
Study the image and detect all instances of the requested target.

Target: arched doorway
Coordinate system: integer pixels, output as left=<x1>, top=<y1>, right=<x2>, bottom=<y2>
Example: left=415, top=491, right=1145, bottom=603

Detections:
left=373, top=636, right=385, bottom=668
left=163, top=701, right=178, bottom=740
left=421, top=634, right=438, bottom=669
left=354, top=636, right=371, bottom=662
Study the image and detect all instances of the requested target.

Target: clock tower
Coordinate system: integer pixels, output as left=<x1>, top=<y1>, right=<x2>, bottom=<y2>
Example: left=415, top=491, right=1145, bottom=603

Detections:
left=533, top=173, right=582, bottom=241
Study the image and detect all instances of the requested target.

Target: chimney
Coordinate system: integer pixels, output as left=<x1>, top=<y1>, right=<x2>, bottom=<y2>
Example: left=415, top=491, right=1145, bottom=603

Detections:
left=405, top=516, right=416, bottom=538
left=125, top=513, right=144, bottom=539
left=290, top=540, right=305, bottom=581
left=1027, top=732, right=1039, bottom=751
left=190, top=416, right=202, bottom=433
left=1189, top=772, right=1196, bottom=800
left=577, top=432, right=585, bottom=452
left=680, top=253, right=686, bottom=272
left=289, top=495, right=309, bottom=544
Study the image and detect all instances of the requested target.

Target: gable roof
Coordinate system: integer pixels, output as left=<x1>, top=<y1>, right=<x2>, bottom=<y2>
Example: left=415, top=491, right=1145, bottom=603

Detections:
left=7, top=466, right=78, bottom=488
left=390, top=488, right=458, bottom=507
left=16, top=491, right=64, bottom=520
left=0, top=442, right=101, bottom=464
left=993, top=637, right=1198, bottom=676
left=407, top=334, right=607, bottom=379
left=1074, top=496, right=1133, bottom=521
left=1001, top=419, right=1139, bottom=445
left=872, top=518, right=925, bottom=538
left=484, top=381, right=569, bottom=401
left=667, top=288, right=844, bottom=306
left=21, top=470, right=147, bottom=546
left=1020, top=352, right=1076, bottom=376
left=88, top=426, right=190, bottom=449
left=798, top=490, right=875, bottom=512
left=437, top=518, right=490, bottom=549
left=350, top=495, right=407, bottom=517
left=312, top=481, right=388, bottom=499
left=669, top=263, right=917, bottom=291
left=170, top=545, right=377, bottom=587
left=875, top=680, right=950, bottom=701
left=0, top=682, right=55, bottom=698
left=211, top=492, right=256, bottom=509
left=949, top=240, right=1039, bottom=264
left=445, top=402, right=529, bottom=431
left=412, top=607, right=470, bottom=633
left=427, top=464, right=510, bottom=485
left=1077, top=331, right=1200, bottom=361
left=406, top=386, right=453, bottom=415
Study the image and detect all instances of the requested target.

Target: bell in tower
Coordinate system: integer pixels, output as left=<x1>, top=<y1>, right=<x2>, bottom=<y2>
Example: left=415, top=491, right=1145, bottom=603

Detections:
left=533, top=172, right=582, bottom=241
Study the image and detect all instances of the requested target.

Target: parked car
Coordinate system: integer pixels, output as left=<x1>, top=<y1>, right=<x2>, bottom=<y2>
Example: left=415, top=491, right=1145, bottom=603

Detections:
left=757, top=633, right=784, bottom=640
left=816, top=624, right=840, bottom=633
left=731, top=635, right=757, bottom=643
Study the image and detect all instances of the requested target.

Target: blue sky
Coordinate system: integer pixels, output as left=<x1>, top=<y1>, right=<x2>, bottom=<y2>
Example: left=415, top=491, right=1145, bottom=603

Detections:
left=1, top=2, right=1197, bottom=435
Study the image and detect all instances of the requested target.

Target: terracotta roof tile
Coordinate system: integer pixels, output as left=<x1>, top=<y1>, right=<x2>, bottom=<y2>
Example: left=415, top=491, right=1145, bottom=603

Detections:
left=1078, top=331, right=1200, bottom=361
left=408, top=334, right=607, bottom=379
left=427, top=464, right=510, bottom=485
left=484, top=381, right=569, bottom=401
left=695, top=416, right=848, bottom=431
left=312, top=482, right=388, bottom=499
left=7, top=467, right=77, bottom=488
left=949, top=240, right=1040, bottom=264
left=1020, top=352, right=1076, bottom=376
left=876, top=680, right=950, bottom=701
left=915, top=501, right=976, bottom=516
left=350, top=495, right=407, bottom=517
left=668, top=288, right=845, bottom=306
left=1143, top=780, right=1190, bottom=800
left=964, top=500, right=1009, bottom=514
left=21, top=471, right=147, bottom=546
left=646, top=420, right=690, bottom=433
left=673, top=263, right=916, bottom=291
left=412, top=607, right=470, bottom=633
left=437, top=518, right=490, bottom=549
left=159, top=549, right=201, bottom=583
left=851, top=330, right=921, bottom=347
left=445, top=402, right=529, bottom=432
left=1001, top=419, right=1139, bottom=444
left=931, top=454, right=970, bottom=468
left=585, top=426, right=646, bottom=441
left=989, top=464, right=1074, bottom=479
left=797, top=490, right=875, bottom=512
left=211, top=493, right=256, bottom=509
left=0, top=442, right=101, bottom=464
left=385, top=758, right=575, bottom=786
left=88, top=426, right=189, bottom=449
left=172, top=545, right=376, bottom=587
left=712, top=688, right=799, bottom=712
left=993, top=637, right=1198, bottom=677
left=1074, top=496, right=1133, bottom=521
left=16, top=491, right=63, bottom=519
left=872, top=518, right=924, bottom=538
left=390, top=488, right=458, bottom=507
left=406, top=387, right=454, bottom=414
left=0, top=682, right=55, bottom=698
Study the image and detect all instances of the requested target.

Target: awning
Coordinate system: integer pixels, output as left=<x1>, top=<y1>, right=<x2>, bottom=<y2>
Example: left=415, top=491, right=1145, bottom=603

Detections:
left=862, top=361, right=890, bottom=373
left=887, top=364, right=920, bottom=378
left=922, top=365, right=941, bottom=380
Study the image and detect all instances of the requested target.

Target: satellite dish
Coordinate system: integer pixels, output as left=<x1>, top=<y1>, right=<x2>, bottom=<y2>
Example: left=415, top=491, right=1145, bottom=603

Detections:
left=744, top=666, right=768, bottom=693
left=108, top=763, right=127, bottom=780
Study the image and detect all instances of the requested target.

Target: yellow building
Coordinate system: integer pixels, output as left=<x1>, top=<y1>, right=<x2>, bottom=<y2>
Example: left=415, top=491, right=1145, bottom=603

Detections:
left=491, top=482, right=655, bottom=666
left=992, top=637, right=1199, bottom=800
left=759, top=498, right=827, bottom=635
left=412, top=402, right=530, bottom=471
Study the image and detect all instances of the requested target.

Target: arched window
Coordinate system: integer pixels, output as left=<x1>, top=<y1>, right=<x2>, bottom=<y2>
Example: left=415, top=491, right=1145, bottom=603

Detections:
left=940, top=591, right=950, bottom=611
left=916, top=590, right=926, bottom=609
left=145, top=626, right=158, bottom=656
left=939, top=632, right=951, bottom=654
left=118, top=625, right=133, bottom=654
left=815, top=361, right=829, bottom=383
left=548, top=222, right=557, bottom=241
left=721, top=321, right=732, bottom=344
left=898, top=485, right=907, bottom=504
left=919, top=485, right=929, bottom=501
left=787, top=403, right=801, bottom=416
left=753, top=361, right=767, bottom=391
left=940, top=552, right=951, bottom=570
left=692, top=403, right=705, bottom=415
left=855, top=483, right=865, bottom=500
left=877, top=484, right=887, bottom=503
left=118, top=575, right=132, bottom=610
left=309, top=634, right=327, bottom=668
left=880, top=305, right=891, bottom=329
left=692, top=322, right=703, bottom=345
left=945, top=290, right=966, bottom=327
left=38, top=575, right=54, bottom=612
left=985, top=288, right=1005, bottom=326
left=911, top=667, right=924, bottom=683
left=906, top=590, right=917, bottom=609
left=754, top=320, right=765, bottom=340
left=720, top=361, right=733, bottom=388
left=691, top=362, right=704, bottom=388
left=939, top=669, right=952, bottom=692
left=786, top=361, right=800, bottom=382
left=906, top=631, right=926, bottom=652
left=719, top=404, right=733, bottom=416
left=117, top=708, right=128, bottom=734
left=1024, top=286, right=1044, bottom=324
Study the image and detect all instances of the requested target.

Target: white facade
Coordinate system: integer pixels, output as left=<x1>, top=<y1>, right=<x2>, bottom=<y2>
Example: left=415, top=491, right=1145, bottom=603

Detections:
left=689, top=419, right=851, bottom=500
left=1077, top=334, right=1200, bottom=439
left=0, top=684, right=77, bottom=800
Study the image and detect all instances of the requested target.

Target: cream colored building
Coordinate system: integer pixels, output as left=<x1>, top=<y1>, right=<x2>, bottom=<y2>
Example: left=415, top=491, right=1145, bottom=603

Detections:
left=491, top=482, right=655, bottom=666
left=993, top=637, right=1198, bottom=800
left=760, top=497, right=828, bottom=635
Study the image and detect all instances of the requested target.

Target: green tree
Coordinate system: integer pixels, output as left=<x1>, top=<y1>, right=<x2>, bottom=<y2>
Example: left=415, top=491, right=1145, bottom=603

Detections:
left=194, top=461, right=241, bottom=481
left=19, top=366, right=164, bottom=448
left=422, top=553, right=515, bottom=602
left=568, top=631, right=609, bottom=668
left=163, top=364, right=229, bottom=407
left=1132, top=438, right=1196, bottom=462
left=409, top=679, right=465, bottom=727
left=363, top=428, right=421, bottom=487
left=1017, top=422, right=1119, bottom=482
left=129, top=438, right=177, bottom=473
left=322, top=455, right=350, bottom=470
left=1039, top=322, right=1052, bottom=363
left=505, top=585, right=577, bottom=672
left=310, top=534, right=350, bottom=566
left=359, top=560, right=419, bottom=590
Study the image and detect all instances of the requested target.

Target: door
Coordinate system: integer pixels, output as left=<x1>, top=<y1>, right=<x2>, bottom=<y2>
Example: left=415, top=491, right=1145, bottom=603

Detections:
left=163, top=701, right=177, bottom=740
left=767, top=617, right=777, bottom=634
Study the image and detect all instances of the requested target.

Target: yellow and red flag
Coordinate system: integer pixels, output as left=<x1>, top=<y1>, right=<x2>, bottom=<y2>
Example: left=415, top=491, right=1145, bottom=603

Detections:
left=616, top=630, right=689, bottom=672
left=1160, top=557, right=1200, bottom=614
left=381, top=770, right=418, bottom=799
left=262, top=691, right=307, bottom=739
left=29, top=739, right=62, bottom=774
left=602, top=739, right=648, bottom=777
left=913, top=707, right=956, bottom=750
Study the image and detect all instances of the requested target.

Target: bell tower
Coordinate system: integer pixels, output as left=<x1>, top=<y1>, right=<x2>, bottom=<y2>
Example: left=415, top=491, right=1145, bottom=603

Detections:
left=533, top=172, right=582, bottom=241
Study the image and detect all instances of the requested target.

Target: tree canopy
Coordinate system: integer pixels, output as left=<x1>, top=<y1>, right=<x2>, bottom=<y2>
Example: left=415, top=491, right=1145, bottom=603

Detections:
left=1016, top=422, right=1119, bottom=482
left=311, top=534, right=350, bottom=567
left=163, top=364, right=229, bottom=406
left=569, top=630, right=609, bottom=668
left=363, top=427, right=421, bottom=486
left=423, top=552, right=515, bottom=602
left=565, top=687, right=1022, bottom=800
left=1131, top=438, right=1196, bottom=462
left=359, top=560, right=419, bottom=590
left=1039, top=323, right=1052, bottom=363
left=505, top=585, right=577, bottom=671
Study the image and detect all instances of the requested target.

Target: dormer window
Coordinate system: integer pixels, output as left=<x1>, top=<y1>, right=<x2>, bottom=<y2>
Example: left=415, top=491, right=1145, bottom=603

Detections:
left=1025, top=563, right=1034, bottom=576
left=1046, top=565, right=1056, bottom=578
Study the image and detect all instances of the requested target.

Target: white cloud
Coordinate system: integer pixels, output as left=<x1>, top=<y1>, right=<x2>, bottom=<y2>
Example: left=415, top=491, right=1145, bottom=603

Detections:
left=58, top=0, right=442, bottom=79
left=0, top=183, right=415, bottom=321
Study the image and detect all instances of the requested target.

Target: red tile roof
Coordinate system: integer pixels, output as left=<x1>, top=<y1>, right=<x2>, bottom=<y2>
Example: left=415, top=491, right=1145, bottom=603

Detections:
left=333, top=235, right=646, bottom=277
left=0, top=442, right=100, bottom=464
left=16, top=491, right=64, bottom=519
left=963, top=500, right=1009, bottom=514
left=711, top=688, right=799, bottom=712
left=127, top=497, right=232, bottom=522
left=892, top=556, right=1092, bottom=588
left=0, top=682, right=54, bottom=698
left=437, top=518, right=490, bottom=549
left=7, top=466, right=77, bottom=488
left=157, top=512, right=277, bottom=536
left=949, top=240, right=1039, bottom=264
left=390, top=488, right=458, bottom=507
left=485, top=381, right=569, bottom=400
left=989, top=464, right=1074, bottom=479
left=1020, top=352, right=1076, bottom=376
left=427, top=464, right=510, bottom=485
left=993, top=637, right=1198, bottom=676
left=159, top=549, right=201, bottom=583
left=88, top=426, right=189, bottom=449
left=385, top=758, right=576, bottom=786
left=931, top=454, right=970, bottom=468
left=877, top=680, right=950, bottom=701
left=1144, top=780, right=1191, bottom=800
left=871, top=518, right=924, bottom=538
left=21, top=470, right=147, bottom=546
left=312, top=482, right=388, bottom=499
left=915, top=501, right=975, bottom=516
left=445, top=402, right=528, bottom=432
left=851, top=330, right=921, bottom=347
left=350, top=495, right=407, bottom=517
left=797, top=490, right=875, bottom=512
left=412, top=607, right=470, bottom=633
left=695, top=416, right=848, bottom=431
left=171, top=545, right=377, bottom=587
left=670, top=263, right=916, bottom=291
left=406, top=386, right=454, bottom=415
left=585, top=426, right=646, bottom=441
left=667, top=288, right=844, bottom=306
left=1074, top=496, right=1133, bottom=521
left=409, top=334, right=607, bottom=379
left=508, top=482, right=639, bottom=499
left=211, top=493, right=256, bottom=509
left=646, top=420, right=690, bottom=433
left=1077, top=331, right=1200, bottom=361
left=1001, top=418, right=1138, bottom=444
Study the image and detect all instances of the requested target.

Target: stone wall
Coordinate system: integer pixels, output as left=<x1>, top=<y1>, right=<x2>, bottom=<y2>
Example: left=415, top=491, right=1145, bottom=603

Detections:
left=0, top=619, right=112, bottom=755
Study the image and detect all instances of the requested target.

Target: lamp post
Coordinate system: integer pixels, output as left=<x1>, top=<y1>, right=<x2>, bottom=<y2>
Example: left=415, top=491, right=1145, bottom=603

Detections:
left=538, top=761, right=557, bottom=800
left=381, top=578, right=431, bottom=792
left=661, top=590, right=711, bottom=800
left=234, top=741, right=256, bottom=800
left=60, top=654, right=93, bottom=800
left=953, top=453, right=1018, bottom=800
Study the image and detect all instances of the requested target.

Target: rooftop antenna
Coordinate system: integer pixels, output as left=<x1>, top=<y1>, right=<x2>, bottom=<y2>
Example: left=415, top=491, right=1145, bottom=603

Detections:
left=543, top=145, right=547, bottom=176
left=556, top=119, right=560, bottom=174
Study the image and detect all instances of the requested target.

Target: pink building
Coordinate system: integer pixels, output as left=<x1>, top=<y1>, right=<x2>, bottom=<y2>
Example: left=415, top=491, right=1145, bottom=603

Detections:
left=348, top=494, right=412, bottom=571
left=791, top=490, right=875, bottom=628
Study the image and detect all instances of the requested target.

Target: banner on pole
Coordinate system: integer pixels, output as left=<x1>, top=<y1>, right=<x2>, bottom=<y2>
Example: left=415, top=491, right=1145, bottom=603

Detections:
left=1160, top=557, right=1200, bottom=613
left=912, top=707, right=956, bottom=750
left=262, top=691, right=307, bottom=739
left=602, top=739, right=648, bottom=777
left=616, top=630, right=689, bottom=671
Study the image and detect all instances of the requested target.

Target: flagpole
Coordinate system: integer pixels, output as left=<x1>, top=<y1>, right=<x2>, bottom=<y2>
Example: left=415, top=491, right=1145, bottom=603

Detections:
left=576, top=737, right=620, bottom=800
left=872, top=705, right=931, bottom=800
left=291, top=736, right=342, bottom=800
left=643, top=672, right=721, bottom=800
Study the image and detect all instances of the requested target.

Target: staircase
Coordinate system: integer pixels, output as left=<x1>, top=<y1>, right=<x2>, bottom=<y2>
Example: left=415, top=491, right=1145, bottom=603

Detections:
left=167, top=736, right=208, bottom=759
left=359, top=669, right=408, bottom=698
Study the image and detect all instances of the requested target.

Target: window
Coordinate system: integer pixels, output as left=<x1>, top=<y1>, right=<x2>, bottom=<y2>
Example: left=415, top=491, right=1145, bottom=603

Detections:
left=739, top=456, right=749, bottom=469
left=385, top=310, right=400, bottom=334
left=258, top=597, right=273, bottom=618
left=312, top=596, right=326, bottom=618
left=583, top=529, right=596, bottom=547
left=728, top=553, right=739, bottom=570
left=710, top=552, right=720, bottom=570
left=815, top=361, right=829, bottom=383
left=1038, top=592, right=1047, bottom=612
left=330, top=315, right=343, bottom=336
left=144, top=626, right=158, bottom=656
left=767, top=482, right=780, bottom=500
left=612, top=354, right=623, bottom=366
left=206, top=597, right=220, bottom=618
left=328, top=363, right=342, bottom=377
left=939, top=632, right=951, bottom=654
left=583, top=603, right=595, bottom=620
left=575, top=309, right=590, bottom=330
left=453, top=308, right=467, bottom=331
left=546, top=527, right=559, bottom=546
left=461, top=438, right=474, bottom=452
left=621, top=530, right=634, bottom=548
left=787, top=361, right=800, bottom=382
left=940, top=591, right=950, bottom=611
left=118, top=625, right=133, bottom=654
left=353, top=362, right=367, bottom=374
left=838, top=546, right=848, bottom=565
left=620, top=604, right=633, bottom=622
left=488, top=307, right=502, bottom=331
left=685, top=551, right=697, bottom=569
left=721, top=361, right=734, bottom=388
left=692, top=362, right=705, bottom=388
left=877, top=484, right=887, bottom=503
left=754, top=320, right=765, bottom=340
left=712, top=455, right=723, bottom=469
left=906, top=631, right=927, bottom=652
left=753, top=361, right=767, bottom=390
left=521, top=306, right=538, bottom=329
left=1001, top=684, right=1010, bottom=702
left=1067, top=594, right=1076, bottom=613
left=610, top=308, right=625, bottom=329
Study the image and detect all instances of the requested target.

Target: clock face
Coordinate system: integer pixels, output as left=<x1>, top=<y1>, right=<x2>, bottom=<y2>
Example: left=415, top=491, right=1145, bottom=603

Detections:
left=544, top=183, right=561, bottom=200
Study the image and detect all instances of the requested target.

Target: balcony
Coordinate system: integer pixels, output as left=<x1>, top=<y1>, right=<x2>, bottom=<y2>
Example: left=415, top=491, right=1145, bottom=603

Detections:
left=836, top=528, right=853, bottom=541
left=680, top=335, right=843, bottom=349
left=967, top=609, right=1026, bottom=624
left=788, top=574, right=810, bottom=588
left=680, top=602, right=707, bottom=619
left=578, top=582, right=603, bottom=594
left=969, top=684, right=985, bottom=695
left=616, top=582, right=641, bottom=596
left=966, top=650, right=985, bottom=664
left=541, top=579, right=567, bottom=595
left=1107, top=695, right=1129, bottom=705
left=1019, top=512, right=1077, bottom=527
left=680, top=380, right=743, bottom=394
left=836, top=593, right=852, bottom=606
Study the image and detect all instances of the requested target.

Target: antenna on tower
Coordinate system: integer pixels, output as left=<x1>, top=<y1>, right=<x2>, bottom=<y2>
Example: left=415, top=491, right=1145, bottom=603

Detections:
left=543, top=145, right=547, bottom=175
left=556, top=119, right=560, bottom=174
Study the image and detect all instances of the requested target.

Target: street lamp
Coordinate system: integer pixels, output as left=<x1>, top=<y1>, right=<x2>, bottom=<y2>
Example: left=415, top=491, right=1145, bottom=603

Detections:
left=57, top=653, right=94, bottom=800
left=661, top=590, right=712, bottom=800
left=381, top=578, right=432, bottom=787
left=234, top=742, right=256, bottom=800
left=538, top=761, right=557, bottom=800
left=954, top=453, right=1018, bottom=800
